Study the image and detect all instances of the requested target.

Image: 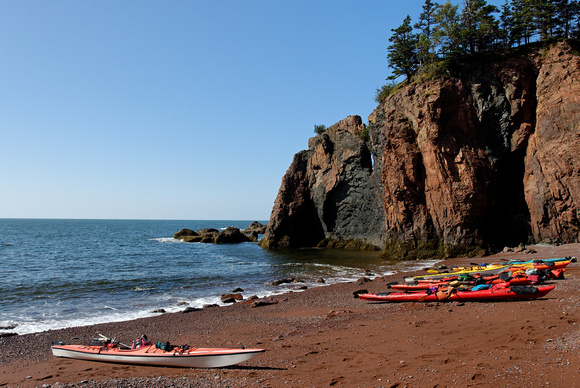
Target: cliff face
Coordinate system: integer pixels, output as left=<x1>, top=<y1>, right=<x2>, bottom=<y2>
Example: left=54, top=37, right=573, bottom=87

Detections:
left=261, top=41, right=580, bottom=253
left=259, top=116, right=385, bottom=249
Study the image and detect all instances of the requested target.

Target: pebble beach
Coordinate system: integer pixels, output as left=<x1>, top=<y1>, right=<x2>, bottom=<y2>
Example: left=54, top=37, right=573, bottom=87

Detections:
left=1, top=243, right=579, bottom=387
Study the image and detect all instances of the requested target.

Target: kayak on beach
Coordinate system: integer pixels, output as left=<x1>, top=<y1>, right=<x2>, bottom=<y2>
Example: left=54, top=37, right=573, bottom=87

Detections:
left=354, top=284, right=555, bottom=303
left=403, top=263, right=509, bottom=283
left=505, top=256, right=577, bottom=265
left=389, top=275, right=534, bottom=291
left=51, top=334, right=265, bottom=368
left=404, top=259, right=572, bottom=283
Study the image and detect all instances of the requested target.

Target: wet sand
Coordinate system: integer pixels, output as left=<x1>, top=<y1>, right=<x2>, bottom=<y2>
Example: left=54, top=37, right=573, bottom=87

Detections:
left=1, top=243, right=579, bottom=387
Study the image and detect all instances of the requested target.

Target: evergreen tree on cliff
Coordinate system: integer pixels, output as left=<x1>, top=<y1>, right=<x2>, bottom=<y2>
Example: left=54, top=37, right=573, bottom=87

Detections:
left=553, top=0, right=579, bottom=38
left=387, top=15, right=419, bottom=81
left=510, top=0, right=537, bottom=44
left=499, top=0, right=515, bottom=47
left=461, top=0, right=500, bottom=53
left=433, top=1, right=463, bottom=58
left=415, top=0, right=441, bottom=66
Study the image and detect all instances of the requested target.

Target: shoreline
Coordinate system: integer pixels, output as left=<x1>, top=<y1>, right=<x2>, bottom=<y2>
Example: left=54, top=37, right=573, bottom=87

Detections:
left=1, top=243, right=579, bottom=387
left=1, top=251, right=438, bottom=338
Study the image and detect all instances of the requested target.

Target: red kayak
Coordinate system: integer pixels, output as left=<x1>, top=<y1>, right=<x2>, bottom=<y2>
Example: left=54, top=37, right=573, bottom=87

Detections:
left=355, top=284, right=555, bottom=302
left=390, top=275, right=533, bottom=291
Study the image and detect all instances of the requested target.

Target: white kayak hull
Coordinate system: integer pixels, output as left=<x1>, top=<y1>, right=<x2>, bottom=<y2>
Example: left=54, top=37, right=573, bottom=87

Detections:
left=52, top=345, right=264, bottom=368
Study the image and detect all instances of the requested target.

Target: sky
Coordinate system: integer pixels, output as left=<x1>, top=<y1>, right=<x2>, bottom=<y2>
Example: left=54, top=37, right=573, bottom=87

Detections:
left=0, top=1, right=504, bottom=220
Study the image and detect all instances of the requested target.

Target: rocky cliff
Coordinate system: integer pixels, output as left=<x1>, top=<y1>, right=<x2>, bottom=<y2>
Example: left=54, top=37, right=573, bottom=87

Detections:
left=260, top=41, right=580, bottom=257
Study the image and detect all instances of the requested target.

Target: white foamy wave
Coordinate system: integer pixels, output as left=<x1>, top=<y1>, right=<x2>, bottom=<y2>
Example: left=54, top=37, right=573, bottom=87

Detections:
left=149, top=237, right=183, bottom=243
left=4, top=309, right=155, bottom=336
left=131, top=286, right=156, bottom=292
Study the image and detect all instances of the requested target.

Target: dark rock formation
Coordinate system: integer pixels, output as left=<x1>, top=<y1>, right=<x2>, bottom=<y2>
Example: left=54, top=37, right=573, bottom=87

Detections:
left=261, top=41, right=580, bottom=256
left=242, top=221, right=267, bottom=234
left=173, top=228, right=197, bottom=239
left=260, top=115, right=385, bottom=249
left=174, top=224, right=259, bottom=244
left=214, top=227, right=251, bottom=244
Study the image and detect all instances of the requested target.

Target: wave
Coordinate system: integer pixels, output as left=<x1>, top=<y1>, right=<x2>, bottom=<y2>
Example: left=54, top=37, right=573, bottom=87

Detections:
left=131, top=286, right=157, bottom=292
left=149, top=237, right=181, bottom=243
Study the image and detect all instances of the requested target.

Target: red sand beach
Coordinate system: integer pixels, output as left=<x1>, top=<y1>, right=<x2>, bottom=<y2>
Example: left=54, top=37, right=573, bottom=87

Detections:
left=1, top=244, right=579, bottom=387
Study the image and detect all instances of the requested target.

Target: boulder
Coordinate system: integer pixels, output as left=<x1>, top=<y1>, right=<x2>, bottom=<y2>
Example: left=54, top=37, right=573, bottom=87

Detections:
left=242, top=221, right=267, bottom=234
left=174, top=228, right=197, bottom=239
left=214, top=227, right=251, bottom=244
left=269, top=277, right=301, bottom=286
left=250, top=298, right=279, bottom=308
left=221, top=293, right=243, bottom=301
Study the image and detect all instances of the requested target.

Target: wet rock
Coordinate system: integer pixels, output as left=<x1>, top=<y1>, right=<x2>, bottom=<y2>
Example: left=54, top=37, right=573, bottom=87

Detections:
left=214, top=227, right=251, bottom=244
left=269, top=277, right=300, bottom=286
left=355, top=277, right=372, bottom=285
left=221, top=293, right=243, bottom=301
left=250, top=298, right=279, bottom=308
left=242, top=221, right=267, bottom=235
left=173, top=228, right=197, bottom=239
left=181, top=307, right=201, bottom=313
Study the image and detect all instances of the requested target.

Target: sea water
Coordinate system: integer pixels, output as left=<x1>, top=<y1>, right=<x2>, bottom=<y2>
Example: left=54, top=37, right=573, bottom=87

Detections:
left=0, top=219, right=435, bottom=335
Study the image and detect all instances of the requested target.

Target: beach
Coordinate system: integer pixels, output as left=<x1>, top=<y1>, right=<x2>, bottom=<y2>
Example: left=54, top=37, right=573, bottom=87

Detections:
left=1, top=243, right=579, bottom=387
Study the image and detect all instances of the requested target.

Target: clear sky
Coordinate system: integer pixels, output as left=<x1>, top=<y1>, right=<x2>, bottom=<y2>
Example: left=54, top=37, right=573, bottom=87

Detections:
left=0, top=0, right=504, bottom=220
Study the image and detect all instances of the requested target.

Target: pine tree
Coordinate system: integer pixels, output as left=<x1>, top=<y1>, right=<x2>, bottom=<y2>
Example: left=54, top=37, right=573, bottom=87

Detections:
left=387, top=15, right=419, bottom=81
left=433, top=1, right=463, bottom=57
left=499, top=0, right=515, bottom=48
left=415, top=0, right=441, bottom=66
left=534, top=0, right=558, bottom=40
left=554, top=0, right=580, bottom=38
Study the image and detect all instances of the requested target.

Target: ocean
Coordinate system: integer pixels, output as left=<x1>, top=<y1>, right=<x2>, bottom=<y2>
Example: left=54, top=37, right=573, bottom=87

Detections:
left=0, top=219, right=434, bottom=335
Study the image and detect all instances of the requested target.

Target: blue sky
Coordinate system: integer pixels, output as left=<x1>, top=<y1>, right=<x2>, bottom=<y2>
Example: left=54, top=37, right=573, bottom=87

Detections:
left=0, top=1, right=504, bottom=220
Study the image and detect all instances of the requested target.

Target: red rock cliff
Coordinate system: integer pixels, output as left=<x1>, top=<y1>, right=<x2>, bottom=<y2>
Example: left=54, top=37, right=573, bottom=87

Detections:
left=261, top=41, right=580, bottom=254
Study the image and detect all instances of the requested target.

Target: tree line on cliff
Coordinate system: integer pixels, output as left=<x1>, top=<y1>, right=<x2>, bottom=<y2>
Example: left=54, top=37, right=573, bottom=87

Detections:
left=382, top=0, right=579, bottom=100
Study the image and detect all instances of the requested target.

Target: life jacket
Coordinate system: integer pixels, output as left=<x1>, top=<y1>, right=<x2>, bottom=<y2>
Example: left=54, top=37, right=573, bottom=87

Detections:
left=132, top=335, right=152, bottom=349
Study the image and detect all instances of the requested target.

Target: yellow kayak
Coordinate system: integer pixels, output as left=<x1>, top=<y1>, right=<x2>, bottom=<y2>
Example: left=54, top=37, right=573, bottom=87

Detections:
left=404, top=264, right=509, bottom=283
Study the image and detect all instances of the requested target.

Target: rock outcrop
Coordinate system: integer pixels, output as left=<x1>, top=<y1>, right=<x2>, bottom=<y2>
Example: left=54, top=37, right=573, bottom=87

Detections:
left=259, top=115, right=385, bottom=249
left=261, top=41, right=580, bottom=256
left=174, top=226, right=254, bottom=244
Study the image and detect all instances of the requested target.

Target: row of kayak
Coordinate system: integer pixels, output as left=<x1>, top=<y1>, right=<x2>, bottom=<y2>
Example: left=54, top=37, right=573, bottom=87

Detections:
left=355, top=256, right=575, bottom=303
left=403, top=257, right=573, bottom=283
left=355, top=283, right=555, bottom=302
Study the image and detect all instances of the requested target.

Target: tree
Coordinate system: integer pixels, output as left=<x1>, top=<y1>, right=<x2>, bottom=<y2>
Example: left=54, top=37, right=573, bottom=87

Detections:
left=499, top=0, right=515, bottom=48
left=461, top=0, right=500, bottom=54
left=534, top=0, right=558, bottom=40
left=511, top=0, right=537, bottom=45
left=433, top=1, right=463, bottom=57
left=415, top=0, right=441, bottom=65
left=387, top=15, right=419, bottom=81
left=553, top=0, right=580, bottom=38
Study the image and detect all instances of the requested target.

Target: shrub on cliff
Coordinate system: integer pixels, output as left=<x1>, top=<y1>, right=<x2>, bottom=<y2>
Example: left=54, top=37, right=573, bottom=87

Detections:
left=314, top=124, right=327, bottom=134
left=374, top=82, right=401, bottom=103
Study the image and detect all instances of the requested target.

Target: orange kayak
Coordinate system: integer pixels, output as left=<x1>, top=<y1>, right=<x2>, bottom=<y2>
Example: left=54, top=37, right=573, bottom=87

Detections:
left=51, top=338, right=264, bottom=368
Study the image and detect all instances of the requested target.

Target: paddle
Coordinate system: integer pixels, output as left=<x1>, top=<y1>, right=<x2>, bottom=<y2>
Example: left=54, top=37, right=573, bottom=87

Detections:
left=99, top=333, right=131, bottom=349
left=418, top=293, right=430, bottom=302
